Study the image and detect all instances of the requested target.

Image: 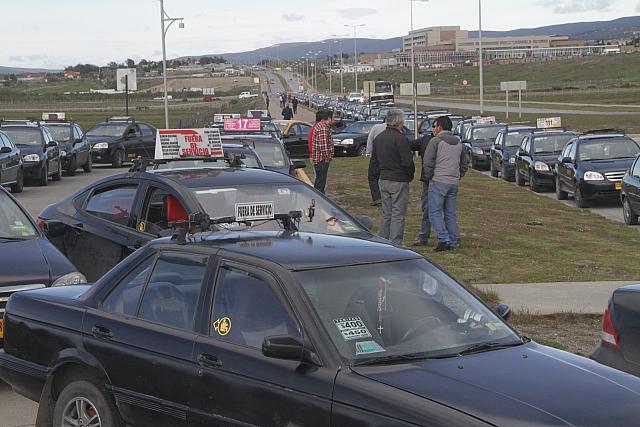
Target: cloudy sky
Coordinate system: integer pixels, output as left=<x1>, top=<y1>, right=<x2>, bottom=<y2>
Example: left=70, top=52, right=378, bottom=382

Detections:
left=2, top=0, right=639, bottom=68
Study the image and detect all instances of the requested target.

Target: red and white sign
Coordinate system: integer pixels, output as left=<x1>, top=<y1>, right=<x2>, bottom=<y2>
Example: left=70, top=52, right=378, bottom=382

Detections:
left=155, top=128, right=223, bottom=160
left=223, top=118, right=261, bottom=131
left=462, top=80, right=468, bottom=86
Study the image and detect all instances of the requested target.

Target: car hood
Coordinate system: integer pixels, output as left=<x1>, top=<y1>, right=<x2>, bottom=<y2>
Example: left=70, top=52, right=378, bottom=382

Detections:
left=581, top=158, right=636, bottom=173
left=353, top=342, right=640, bottom=426
left=333, top=132, right=366, bottom=141
left=533, top=154, right=561, bottom=164
left=86, top=135, right=122, bottom=144
left=503, top=146, right=519, bottom=156
left=0, top=238, right=69, bottom=286
left=470, top=141, right=494, bottom=149
left=17, top=145, right=44, bottom=157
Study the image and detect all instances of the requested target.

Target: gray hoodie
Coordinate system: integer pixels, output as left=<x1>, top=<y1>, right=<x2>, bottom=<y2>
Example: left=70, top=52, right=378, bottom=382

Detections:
left=422, top=131, right=468, bottom=185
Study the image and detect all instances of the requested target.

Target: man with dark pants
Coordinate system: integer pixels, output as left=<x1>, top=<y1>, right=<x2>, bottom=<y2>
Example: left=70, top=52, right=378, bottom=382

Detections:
left=423, top=116, right=468, bottom=252
left=371, top=109, right=415, bottom=245
left=292, top=97, right=299, bottom=115
left=282, top=104, right=293, bottom=120
left=311, top=110, right=334, bottom=193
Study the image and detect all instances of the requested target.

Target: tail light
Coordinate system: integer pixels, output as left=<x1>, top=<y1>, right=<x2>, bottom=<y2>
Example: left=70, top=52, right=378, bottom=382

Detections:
left=601, top=302, right=619, bottom=348
left=36, top=218, right=47, bottom=232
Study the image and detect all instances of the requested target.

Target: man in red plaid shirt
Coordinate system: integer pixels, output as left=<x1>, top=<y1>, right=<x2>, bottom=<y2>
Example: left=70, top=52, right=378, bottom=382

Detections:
left=311, top=110, right=334, bottom=193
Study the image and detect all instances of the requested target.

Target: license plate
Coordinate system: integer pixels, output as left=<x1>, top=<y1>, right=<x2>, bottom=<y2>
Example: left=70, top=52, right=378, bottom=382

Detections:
left=615, top=183, right=622, bottom=190
left=0, top=318, right=4, bottom=339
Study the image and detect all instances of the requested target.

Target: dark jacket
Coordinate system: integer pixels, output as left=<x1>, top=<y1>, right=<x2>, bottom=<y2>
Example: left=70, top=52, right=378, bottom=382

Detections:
left=371, top=127, right=415, bottom=183
left=422, top=131, right=468, bottom=185
left=411, top=134, right=433, bottom=182
left=282, top=107, right=293, bottom=120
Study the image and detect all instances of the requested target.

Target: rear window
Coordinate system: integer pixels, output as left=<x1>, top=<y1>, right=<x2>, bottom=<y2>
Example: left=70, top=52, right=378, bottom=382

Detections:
left=2, top=128, right=43, bottom=146
left=87, top=124, right=128, bottom=137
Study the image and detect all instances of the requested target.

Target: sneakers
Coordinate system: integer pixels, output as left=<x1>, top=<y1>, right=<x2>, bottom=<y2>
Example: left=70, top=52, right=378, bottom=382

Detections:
left=370, top=199, right=382, bottom=206
left=434, top=242, right=453, bottom=252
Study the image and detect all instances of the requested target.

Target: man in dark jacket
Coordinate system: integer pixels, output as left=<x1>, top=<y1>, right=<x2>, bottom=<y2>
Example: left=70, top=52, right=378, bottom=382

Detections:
left=370, top=109, right=415, bottom=245
left=423, top=116, right=468, bottom=252
left=282, top=104, right=293, bottom=120
left=292, top=97, right=299, bottom=115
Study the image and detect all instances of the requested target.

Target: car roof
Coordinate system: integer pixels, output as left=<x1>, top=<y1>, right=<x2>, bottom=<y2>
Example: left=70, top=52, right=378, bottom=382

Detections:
left=151, top=167, right=296, bottom=187
left=531, top=130, right=577, bottom=137
left=471, top=124, right=505, bottom=129
left=154, top=231, right=420, bottom=271
left=577, top=134, right=630, bottom=141
left=503, top=126, right=536, bottom=132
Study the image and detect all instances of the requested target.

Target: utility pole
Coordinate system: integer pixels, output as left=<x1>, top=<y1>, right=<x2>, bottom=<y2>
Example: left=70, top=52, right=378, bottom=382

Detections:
left=159, top=0, right=184, bottom=129
left=479, top=0, right=485, bottom=114
left=345, top=24, right=366, bottom=94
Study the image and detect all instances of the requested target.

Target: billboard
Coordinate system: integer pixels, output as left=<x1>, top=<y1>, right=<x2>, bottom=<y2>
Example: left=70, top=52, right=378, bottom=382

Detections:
left=116, top=68, right=137, bottom=92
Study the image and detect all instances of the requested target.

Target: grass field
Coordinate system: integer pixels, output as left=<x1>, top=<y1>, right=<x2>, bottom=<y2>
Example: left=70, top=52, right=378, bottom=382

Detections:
left=325, top=157, right=640, bottom=286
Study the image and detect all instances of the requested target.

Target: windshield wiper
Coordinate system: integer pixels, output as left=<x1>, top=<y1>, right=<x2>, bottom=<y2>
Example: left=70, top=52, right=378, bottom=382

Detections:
left=352, top=352, right=445, bottom=367
left=457, top=340, right=524, bottom=356
left=0, top=236, right=28, bottom=241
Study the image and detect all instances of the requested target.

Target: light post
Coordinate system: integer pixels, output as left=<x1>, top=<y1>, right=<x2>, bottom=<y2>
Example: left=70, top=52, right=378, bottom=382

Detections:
left=479, top=0, right=484, bottom=114
left=331, top=34, right=348, bottom=96
left=345, top=24, right=366, bottom=94
left=159, top=0, right=184, bottom=129
left=410, top=0, right=429, bottom=140
left=314, top=50, right=322, bottom=91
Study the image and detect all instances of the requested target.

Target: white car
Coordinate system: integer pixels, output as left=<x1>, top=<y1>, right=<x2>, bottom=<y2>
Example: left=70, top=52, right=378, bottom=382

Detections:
left=239, top=92, right=259, bottom=99
left=348, top=92, right=365, bottom=103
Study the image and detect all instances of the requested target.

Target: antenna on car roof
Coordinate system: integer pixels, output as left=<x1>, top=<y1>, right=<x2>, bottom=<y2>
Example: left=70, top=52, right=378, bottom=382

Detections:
left=169, top=212, right=212, bottom=245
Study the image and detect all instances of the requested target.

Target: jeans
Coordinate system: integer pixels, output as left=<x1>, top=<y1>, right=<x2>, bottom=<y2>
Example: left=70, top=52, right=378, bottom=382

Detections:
left=379, top=180, right=410, bottom=245
left=428, top=181, right=460, bottom=245
left=418, top=181, right=431, bottom=242
left=314, top=161, right=330, bottom=194
left=367, top=159, right=381, bottom=202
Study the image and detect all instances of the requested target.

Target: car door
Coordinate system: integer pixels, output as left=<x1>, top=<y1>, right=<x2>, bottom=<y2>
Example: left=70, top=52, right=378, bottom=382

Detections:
left=74, top=124, right=90, bottom=165
left=521, top=137, right=532, bottom=180
left=190, top=261, right=333, bottom=427
left=123, top=125, right=145, bottom=160
left=491, top=132, right=503, bottom=169
left=84, top=250, right=210, bottom=427
left=296, top=124, right=312, bottom=156
left=629, top=158, right=640, bottom=212
left=557, top=141, right=574, bottom=191
left=282, top=125, right=299, bottom=155
left=0, top=134, right=12, bottom=185
left=68, top=182, right=145, bottom=281
left=42, top=128, right=60, bottom=175
left=136, top=184, right=190, bottom=237
left=138, top=123, right=157, bottom=158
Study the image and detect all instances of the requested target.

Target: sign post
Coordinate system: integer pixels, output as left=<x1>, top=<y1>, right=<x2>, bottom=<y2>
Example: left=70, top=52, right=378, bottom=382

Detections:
left=500, top=81, right=527, bottom=119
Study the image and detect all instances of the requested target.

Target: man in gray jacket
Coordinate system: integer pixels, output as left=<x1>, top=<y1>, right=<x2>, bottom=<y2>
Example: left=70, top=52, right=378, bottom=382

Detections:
left=422, top=116, right=468, bottom=252
left=366, top=119, right=388, bottom=206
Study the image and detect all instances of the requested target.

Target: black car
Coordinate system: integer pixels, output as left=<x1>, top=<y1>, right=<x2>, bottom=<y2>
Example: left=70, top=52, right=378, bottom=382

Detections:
left=489, top=126, right=535, bottom=181
left=5, top=230, right=640, bottom=426
left=555, top=133, right=640, bottom=208
left=0, top=186, right=86, bottom=343
left=38, top=167, right=373, bottom=281
left=621, top=154, right=640, bottom=225
left=220, top=134, right=306, bottom=175
left=1, top=123, right=62, bottom=186
left=515, top=131, right=577, bottom=192
left=333, top=121, right=383, bottom=157
left=0, top=130, right=24, bottom=193
left=463, top=124, right=506, bottom=170
left=43, top=120, right=92, bottom=175
left=592, top=285, right=640, bottom=377
left=86, top=118, right=157, bottom=168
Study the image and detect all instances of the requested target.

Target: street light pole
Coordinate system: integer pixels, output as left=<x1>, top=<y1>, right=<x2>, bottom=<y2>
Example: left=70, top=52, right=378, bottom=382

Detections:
left=345, top=24, right=366, bottom=94
left=332, top=34, right=348, bottom=96
left=159, top=0, right=184, bottom=129
left=479, top=0, right=484, bottom=114
left=410, top=0, right=429, bottom=140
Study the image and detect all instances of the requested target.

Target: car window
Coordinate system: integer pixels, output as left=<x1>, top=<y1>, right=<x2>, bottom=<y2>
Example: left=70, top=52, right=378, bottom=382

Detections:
left=297, top=124, right=311, bottom=137
left=0, top=134, right=8, bottom=148
left=0, top=192, right=38, bottom=238
left=210, top=265, right=301, bottom=349
left=141, top=187, right=188, bottom=235
left=138, top=123, right=155, bottom=137
left=2, top=128, right=44, bottom=146
left=287, top=126, right=297, bottom=136
left=561, top=142, right=573, bottom=159
left=138, top=253, right=208, bottom=331
left=569, top=142, right=578, bottom=161
left=532, top=135, right=575, bottom=155
left=249, top=141, right=287, bottom=169
left=129, top=126, right=142, bottom=138
left=46, top=125, right=71, bottom=142
left=86, top=124, right=128, bottom=137
left=102, top=256, right=155, bottom=315
left=85, top=185, right=138, bottom=227
left=577, top=139, right=640, bottom=161
left=74, top=126, right=84, bottom=140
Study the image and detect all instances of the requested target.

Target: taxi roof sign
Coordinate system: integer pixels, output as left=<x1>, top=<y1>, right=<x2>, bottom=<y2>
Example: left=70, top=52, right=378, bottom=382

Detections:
left=224, top=118, right=261, bottom=132
left=42, top=112, right=66, bottom=121
left=537, top=117, right=562, bottom=129
left=155, top=128, right=224, bottom=160
left=475, top=116, right=497, bottom=125
left=213, top=113, right=240, bottom=123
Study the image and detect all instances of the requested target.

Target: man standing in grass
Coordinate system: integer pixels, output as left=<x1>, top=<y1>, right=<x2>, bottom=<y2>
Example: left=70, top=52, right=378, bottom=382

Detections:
left=366, top=117, right=388, bottom=206
left=311, top=110, right=334, bottom=193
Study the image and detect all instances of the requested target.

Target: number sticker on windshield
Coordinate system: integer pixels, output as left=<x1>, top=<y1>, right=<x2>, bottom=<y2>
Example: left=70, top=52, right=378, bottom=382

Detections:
left=277, top=188, right=291, bottom=195
left=334, top=317, right=372, bottom=341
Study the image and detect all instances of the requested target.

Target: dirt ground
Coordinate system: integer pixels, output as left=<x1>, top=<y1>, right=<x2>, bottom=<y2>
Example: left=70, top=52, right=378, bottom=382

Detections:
left=510, top=313, right=603, bottom=357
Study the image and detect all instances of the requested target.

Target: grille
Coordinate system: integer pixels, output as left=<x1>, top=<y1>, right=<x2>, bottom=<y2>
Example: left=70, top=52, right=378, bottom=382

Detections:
left=0, top=284, right=46, bottom=313
left=604, top=171, right=626, bottom=182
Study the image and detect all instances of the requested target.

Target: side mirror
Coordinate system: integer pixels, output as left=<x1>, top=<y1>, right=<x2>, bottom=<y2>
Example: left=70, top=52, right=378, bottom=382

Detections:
left=47, top=141, right=58, bottom=148
left=75, top=138, right=84, bottom=145
left=517, top=149, right=525, bottom=156
left=262, top=335, right=320, bottom=366
left=495, top=304, right=512, bottom=322
left=292, top=160, right=307, bottom=170
left=561, top=157, right=572, bottom=164
left=43, top=220, right=66, bottom=238
left=0, top=146, right=11, bottom=154
left=355, top=215, right=374, bottom=231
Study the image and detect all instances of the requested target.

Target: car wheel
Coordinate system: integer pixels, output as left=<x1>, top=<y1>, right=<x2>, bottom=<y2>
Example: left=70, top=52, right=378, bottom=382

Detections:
left=516, top=167, right=525, bottom=187
left=53, top=380, right=122, bottom=427
left=67, top=156, right=77, bottom=176
left=501, top=163, right=512, bottom=182
left=52, top=161, right=62, bottom=181
left=623, top=198, right=639, bottom=225
left=112, top=150, right=124, bottom=168
left=575, top=186, right=588, bottom=208
left=490, top=160, right=499, bottom=177
left=471, top=157, right=479, bottom=170
left=10, top=169, right=24, bottom=194
left=556, top=176, right=567, bottom=200
left=530, top=173, right=541, bottom=193
left=38, top=164, right=48, bottom=187
left=83, top=154, right=93, bottom=173
left=356, top=144, right=367, bottom=157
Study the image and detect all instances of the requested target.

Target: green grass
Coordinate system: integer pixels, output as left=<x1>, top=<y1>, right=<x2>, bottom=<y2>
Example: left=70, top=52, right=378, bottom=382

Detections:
left=326, top=157, right=640, bottom=286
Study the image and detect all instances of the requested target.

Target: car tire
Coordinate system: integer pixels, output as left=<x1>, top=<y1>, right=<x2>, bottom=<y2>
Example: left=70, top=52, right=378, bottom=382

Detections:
left=10, top=169, right=24, bottom=194
left=53, top=380, right=122, bottom=427
left=38, top=164, right=48, bottom=187
left=490, top=161, right=499, bottom=177
left=52, top=161, right=62, bottom=181
left=516, top=167, right=525, bottom=187
left=471, top=157, right=479, bottom=170
left=356, top=145, right=367, bottom=157
left=83, top=155, right=93, bottom=173
left=556, top=176, right=567, bottom=200
left=623, top=198, right=639, bottom=225
left=575, top=186, right=588, bottom=208
left=112, top=150, right=124, bottom=168
left=530, top=173, right=542, bottom=193
left=67, top=156, right=77, bottom=176
left=501, top=163, right=512, bottom=182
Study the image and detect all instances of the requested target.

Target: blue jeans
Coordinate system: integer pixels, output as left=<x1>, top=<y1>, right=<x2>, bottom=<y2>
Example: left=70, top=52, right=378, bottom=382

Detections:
left=418, top=181, right=431, bottom=242
left=428, top=181, right=460, bottom=245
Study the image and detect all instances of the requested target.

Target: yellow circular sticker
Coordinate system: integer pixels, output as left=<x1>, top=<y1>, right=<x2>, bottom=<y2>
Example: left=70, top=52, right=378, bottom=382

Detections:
left=137, top=221, right=146, bottom=233
left=213, top=317, right=232, bottom=336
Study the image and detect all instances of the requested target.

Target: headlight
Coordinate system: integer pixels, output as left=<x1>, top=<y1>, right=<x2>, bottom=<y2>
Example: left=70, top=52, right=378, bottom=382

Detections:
left=509, top=156, right=516, bottom=164
left=52, top=272, right=87, bottom=286
left=584, top=171, right=605, bottom=181
left=93, top=142, right=109, bottom=149
left=534, top=161, right=550, bottom=171
left=341, top=138, right=354, bottom=145
left=23, top=154, right=40, bottom=162
left=60, top=150, right=67, bottom=157
left=473, top=147, right=484, bottom=155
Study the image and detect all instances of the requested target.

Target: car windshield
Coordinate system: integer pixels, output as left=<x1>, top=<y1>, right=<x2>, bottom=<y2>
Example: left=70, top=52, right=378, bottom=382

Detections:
left=532, top=135, right=575, bottom=155
left=578, top=138, right=640, bottom=161
left=0, top=192, right=38, bottom=239
left=296, top=259, right=521, bottom=363
left=472, top=126, right=503, bottom=142
left=274, top=123, right=288, bottom=132
left=86, top=124, right=128, bottom=137
left=192, top=183, right=365, bottom=235
left=2, top=128, right=43, bottom=146
left=46, top=125, right=72, bottom=142
left=343, top=122, right=376, bottom=134
left=244, top=140, right=287, bottom=169
left=261, top=122, right=280, bottom=133
left=505, top=130, right=532, bottom=147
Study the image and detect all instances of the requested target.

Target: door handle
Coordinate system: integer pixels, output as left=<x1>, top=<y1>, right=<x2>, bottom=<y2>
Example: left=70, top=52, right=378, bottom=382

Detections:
left=197, top=353, right=223, bottom=368
left=92, top=325, right=113, bottom=340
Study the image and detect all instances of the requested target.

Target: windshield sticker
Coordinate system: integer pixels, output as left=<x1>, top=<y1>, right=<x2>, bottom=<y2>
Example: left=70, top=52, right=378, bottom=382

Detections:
left=235, top=202, right=275, bottom=221
left=277, top=188, right=291, bottom=195
left=137, top=221, right=146, bottom=233
left=334, top=317, right=372, bottom=341
left=355, top=341, right=386, bottom=356
left=213, top=317, right=232, bottom=336
left=485, top=321, right=506, bottom=332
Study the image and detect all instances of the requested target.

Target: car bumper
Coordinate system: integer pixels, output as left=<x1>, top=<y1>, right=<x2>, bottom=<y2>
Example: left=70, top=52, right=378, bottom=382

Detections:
left=533, top=170, right=555, bottom=185
left=334, top=144, right=358, bottom=156
left=471, top=153, right=490, bottom=165
left=581, top=181, right=622, bottom=200
left=22, top=161, right=44, bottom=178
left=591, top=344, right=640, bottom=377
left=91, top=148, right=113, bottom=163
left=0, top=350, right=48, bottom=402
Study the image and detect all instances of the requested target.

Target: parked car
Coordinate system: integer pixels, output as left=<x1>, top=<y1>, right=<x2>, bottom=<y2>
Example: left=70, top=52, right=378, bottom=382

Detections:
left=43, top=120, right=92, bottom=176
left=86, top=117, right=157, bottom=168
left=620, top=154, right=640, bottom=225
left=5, top=229, right=640, bottom=426
left=489, top=126, right=535, bottom=181
left=239, top=91, right=259, bottom=99
left=464, top=124, right=507, bottom=170
left=0, top=130, right=23, bottom=193
left=221, top=134, right=306, bottom=175
left=555, top=132, right=640, bottom=208
left=272, top=120, right=313, bottom=156
left=333, top=121, right=384, bottom=157
left=1, top=122, right=62, bottom=186
left=515, top=130, right=577, bottom=192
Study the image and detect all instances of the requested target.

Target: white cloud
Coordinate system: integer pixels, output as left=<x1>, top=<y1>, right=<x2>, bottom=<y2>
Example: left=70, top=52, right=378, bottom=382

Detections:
left=535, top=0, right=614, bottom=13
left=283, top=13, right=305, bottom=22
left=339, top=8, right=377, bottom=19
